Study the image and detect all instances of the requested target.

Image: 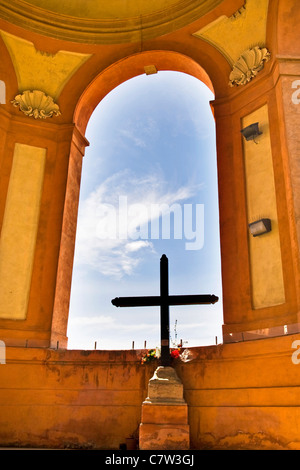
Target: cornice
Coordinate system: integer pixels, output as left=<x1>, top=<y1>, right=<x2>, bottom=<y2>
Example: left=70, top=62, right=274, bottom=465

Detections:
left=0, top=0, right=224, bottom=44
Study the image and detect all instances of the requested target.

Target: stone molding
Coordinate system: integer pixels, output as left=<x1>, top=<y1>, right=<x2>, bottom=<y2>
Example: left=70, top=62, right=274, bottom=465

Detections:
left=0, top=0, right=223, bottom=44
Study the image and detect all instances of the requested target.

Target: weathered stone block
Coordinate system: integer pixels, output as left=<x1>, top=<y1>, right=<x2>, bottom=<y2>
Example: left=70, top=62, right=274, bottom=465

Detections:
left=139, top=423, right=190, bottom=450
left=139, top=366, right=190, bottom=450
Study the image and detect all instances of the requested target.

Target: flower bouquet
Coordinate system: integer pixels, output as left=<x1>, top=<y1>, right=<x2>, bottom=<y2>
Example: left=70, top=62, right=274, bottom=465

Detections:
left=140, top=348, right=160, bottom=364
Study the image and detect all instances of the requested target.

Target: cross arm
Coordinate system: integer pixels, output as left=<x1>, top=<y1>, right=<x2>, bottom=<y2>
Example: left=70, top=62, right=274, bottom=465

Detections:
left=111, top=294, right=218, bottom=308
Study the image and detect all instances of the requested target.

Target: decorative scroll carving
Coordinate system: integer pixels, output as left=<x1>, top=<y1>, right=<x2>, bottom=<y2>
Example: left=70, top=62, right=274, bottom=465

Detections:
left=229, top=46, right=270, bottom=87
left=11, top=90, right=61, bottom=119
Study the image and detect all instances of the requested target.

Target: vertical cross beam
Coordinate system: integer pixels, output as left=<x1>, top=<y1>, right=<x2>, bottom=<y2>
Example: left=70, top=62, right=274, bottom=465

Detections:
left=160, top=254, right=171, bottom=366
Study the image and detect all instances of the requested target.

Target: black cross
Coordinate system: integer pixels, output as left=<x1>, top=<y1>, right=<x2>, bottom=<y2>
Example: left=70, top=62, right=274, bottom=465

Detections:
left=111, top=254, right=218, bottom=366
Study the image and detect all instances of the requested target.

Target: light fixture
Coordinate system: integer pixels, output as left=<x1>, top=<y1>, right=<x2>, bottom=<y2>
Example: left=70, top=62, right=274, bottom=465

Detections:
left=248, top=218, right=271, bottom=237
left=241, top=122, right=262, bottom=143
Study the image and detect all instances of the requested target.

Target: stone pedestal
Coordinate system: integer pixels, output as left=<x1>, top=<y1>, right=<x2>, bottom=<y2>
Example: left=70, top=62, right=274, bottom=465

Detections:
left=139, top=366, right=190, bottom=450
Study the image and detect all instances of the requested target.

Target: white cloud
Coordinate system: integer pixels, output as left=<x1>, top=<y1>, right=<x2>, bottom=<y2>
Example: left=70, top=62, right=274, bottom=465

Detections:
left=117, top=116, right=160, bottom=149
left=125, top=240, right=153, bottom=252
left=71, top=315, right=115, bottom=326
left=119, top=129, right=146, bottom=148
left=73, top=169, right=202, bottom=279
left=71, top=314, right=157, bottom=333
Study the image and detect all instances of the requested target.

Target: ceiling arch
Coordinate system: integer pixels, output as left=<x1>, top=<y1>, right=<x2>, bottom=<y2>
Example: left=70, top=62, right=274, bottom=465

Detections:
left=74, top=50, right=214, bottom=135
left=0, top=0, right=224, bottom=44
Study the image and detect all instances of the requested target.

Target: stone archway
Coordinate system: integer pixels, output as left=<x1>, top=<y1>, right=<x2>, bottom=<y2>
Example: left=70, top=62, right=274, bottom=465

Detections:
left=51, top=25, right=300, bottom=349
left=50, top=50, right=217, bottom=348
left=74, top=51, right=214, bottom=135
left=2, top=0, right=300, bottom=451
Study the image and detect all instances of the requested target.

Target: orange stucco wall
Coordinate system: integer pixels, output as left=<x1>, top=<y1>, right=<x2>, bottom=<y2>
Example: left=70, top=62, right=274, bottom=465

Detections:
left=1, top=0, right=300, bottom=451
left=0, top=348, right=153, bottom=449
left=2, top=335, right=300, bottom=450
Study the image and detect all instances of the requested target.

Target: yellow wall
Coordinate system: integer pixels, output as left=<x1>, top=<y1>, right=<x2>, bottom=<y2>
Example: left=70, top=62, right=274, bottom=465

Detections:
left=242, top=105, right=285, bottom=309
left=193, top=0, right=269, bottom=65
left=0, top=30, right=91, bottom=100
left=0, top=143, right=46, bottom=320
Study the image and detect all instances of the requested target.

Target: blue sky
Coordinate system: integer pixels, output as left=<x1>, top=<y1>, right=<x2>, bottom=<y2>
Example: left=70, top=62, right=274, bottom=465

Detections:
left=67, top=71, right=223, bottom=351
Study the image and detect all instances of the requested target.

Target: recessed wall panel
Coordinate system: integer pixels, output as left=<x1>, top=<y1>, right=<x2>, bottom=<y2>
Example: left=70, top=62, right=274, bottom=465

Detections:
left=0, top=143, right=46, bottom=319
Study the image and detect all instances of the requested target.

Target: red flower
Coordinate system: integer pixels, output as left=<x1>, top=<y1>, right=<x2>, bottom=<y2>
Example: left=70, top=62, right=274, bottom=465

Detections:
left=171, top=349, right=180, bottom=359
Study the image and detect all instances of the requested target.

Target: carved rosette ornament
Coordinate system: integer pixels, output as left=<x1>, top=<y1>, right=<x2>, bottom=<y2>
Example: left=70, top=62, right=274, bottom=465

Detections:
left=11, top=90, right=61, bottom=119
left=229, top=46, right=271, bottom=87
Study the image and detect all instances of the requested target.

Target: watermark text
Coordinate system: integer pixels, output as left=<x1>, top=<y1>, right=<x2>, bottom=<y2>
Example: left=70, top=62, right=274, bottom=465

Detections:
left=0, top=340, right=5, bottom=364
left=96, top=197, right=204, bottom=251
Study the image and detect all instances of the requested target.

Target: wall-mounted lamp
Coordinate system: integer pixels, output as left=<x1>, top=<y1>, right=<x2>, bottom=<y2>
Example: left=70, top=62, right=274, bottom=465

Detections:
left=241, top=122, right=262, bottom=143
left=248, top=218, right=271, bottom=237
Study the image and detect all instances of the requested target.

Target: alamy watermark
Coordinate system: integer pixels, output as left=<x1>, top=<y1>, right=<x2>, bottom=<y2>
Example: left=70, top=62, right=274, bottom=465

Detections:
left=291, top=340, right=300, bottom=364
left=291, top=80, right=300, bottom=104
left=95, top=196, right=204, bottom=251
left=0, top=340, right=5, bottom=364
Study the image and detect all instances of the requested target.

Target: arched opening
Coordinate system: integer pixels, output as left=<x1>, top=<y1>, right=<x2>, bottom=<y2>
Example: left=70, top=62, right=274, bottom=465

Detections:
left=67, top=67, right=222, bottom=350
